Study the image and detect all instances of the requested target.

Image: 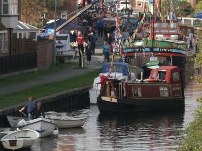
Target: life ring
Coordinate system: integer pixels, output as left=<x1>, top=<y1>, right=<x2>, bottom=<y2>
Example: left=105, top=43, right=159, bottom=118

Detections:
left=145, top=78, right=157, bottom=82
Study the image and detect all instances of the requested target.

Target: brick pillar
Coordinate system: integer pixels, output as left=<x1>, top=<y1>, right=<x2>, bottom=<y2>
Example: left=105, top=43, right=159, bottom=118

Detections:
left=37, top=40, right=53, bottom=70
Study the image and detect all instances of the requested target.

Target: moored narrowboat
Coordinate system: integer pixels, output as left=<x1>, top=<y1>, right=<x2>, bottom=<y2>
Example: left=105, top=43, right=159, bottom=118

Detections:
left=97, top=66, right=185, bottom=113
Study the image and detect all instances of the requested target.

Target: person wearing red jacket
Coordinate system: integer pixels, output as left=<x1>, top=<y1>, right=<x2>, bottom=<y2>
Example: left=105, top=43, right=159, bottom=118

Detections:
left=77, top=30, right=84, bottom=55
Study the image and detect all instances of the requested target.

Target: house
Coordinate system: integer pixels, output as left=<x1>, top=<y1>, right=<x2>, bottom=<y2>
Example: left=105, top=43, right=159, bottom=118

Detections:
left=0, top=23, right=8, bottom=56
left=0, top=0, right=38, bottom=57
left=0, top=0, right=19, bottom=56
left=0, top=0, right=42, bottom=75
left=13, top=21, right=38, bottom=40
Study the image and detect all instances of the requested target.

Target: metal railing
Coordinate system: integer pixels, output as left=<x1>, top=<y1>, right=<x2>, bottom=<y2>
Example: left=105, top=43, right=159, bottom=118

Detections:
left=177, top=17, right=202, bottom=26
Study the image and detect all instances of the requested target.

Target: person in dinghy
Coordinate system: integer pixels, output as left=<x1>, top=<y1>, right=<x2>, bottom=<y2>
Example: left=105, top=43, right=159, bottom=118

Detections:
left=33, top=101, right=45, bottom=119
left=19, top=96, right=36, bottom=120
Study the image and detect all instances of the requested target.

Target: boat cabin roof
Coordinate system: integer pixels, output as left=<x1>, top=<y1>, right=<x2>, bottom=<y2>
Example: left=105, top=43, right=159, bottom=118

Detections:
left=149, top=66, right=181, bottom=84
left=102, top=62, right=130, bottom=76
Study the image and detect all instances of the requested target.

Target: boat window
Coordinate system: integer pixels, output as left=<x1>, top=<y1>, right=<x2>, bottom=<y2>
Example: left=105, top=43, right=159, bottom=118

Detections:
left=132, top=86, right=142, bottom=97
left=151, top=70, right=157, bottom=79
left=102, top=64, right=129, bottom=75
left=172, top=72, right=180, bottom=81
left=159, top=87, right=169, bottom=97
left=161, top=23, right=167, bottom=28
left=158, top=70, right=166, bottom=80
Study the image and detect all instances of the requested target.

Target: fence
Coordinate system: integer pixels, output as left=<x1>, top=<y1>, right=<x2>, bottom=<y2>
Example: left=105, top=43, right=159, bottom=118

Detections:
left=0, top=52, right=37, bottom=75
left=0, top=39, right=38, bottom=75
left=177, top=17, right=202, bottom=26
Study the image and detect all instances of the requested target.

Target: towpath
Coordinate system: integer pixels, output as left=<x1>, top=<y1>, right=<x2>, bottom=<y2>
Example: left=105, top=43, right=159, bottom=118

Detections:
left=0, top=38, right=104, bottom=96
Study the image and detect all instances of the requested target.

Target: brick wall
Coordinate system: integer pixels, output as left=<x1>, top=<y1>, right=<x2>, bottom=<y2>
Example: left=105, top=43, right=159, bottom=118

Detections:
left=37, top=40, right=53, bottom=70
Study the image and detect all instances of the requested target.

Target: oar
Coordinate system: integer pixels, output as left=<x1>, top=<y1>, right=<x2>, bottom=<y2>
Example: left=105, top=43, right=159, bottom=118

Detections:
left=20, top=112, right=27, bottom=117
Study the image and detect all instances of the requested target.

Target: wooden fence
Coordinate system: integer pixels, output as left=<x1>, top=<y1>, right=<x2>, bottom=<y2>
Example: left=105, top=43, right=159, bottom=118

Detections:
left=0, top=39, right=38, bottom=75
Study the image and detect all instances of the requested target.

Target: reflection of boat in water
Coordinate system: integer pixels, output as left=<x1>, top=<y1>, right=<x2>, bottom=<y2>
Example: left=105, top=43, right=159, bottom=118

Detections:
left=58, top=127, right=85, bottom=135
left=97, top=109, right=185, bottom=150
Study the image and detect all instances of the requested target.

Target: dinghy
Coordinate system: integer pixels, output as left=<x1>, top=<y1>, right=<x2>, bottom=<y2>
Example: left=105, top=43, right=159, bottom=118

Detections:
left=46, top=115, right=86, bottom=129
left=1, top=129, right=39, bottom=150
left=6, top=116, right=27, bottom=127
left=17, top=118, right=56, bottom=137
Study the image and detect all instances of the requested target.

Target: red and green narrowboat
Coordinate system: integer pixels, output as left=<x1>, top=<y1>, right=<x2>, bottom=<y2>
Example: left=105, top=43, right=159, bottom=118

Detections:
left=97, top=65, right=185, bottom=113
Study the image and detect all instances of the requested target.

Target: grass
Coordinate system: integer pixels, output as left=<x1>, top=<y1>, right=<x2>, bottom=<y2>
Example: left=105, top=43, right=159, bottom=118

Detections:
left=0, top=69, right=100, bottom=108
left=0, top=62, right=76, bottom=88
left=177, top=99, right=202, bottom=151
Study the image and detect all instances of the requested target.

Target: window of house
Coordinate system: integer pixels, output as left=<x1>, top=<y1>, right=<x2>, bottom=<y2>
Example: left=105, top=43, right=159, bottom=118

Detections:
left=2, top=0, right=18, bottom=15
left=29, top=32, right=36, bottom=40
left=0, top=32, right=8, bottom=52
left=12, top=33, right=17, bottom=39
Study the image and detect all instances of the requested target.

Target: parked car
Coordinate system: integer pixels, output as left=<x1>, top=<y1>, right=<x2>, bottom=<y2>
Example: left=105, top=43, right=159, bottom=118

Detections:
left=194, top=10, right=202, bottom=18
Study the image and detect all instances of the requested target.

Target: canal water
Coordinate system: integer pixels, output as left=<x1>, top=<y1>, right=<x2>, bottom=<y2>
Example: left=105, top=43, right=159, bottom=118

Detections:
left=0, top=80, right=201, bottom=151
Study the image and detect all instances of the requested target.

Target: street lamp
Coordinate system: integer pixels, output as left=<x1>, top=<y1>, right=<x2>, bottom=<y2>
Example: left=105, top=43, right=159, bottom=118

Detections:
left=53, top=0, right=57, bottom=65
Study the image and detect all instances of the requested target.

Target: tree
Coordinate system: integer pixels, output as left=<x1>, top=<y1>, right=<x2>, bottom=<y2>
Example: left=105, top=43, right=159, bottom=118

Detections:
left=161, top=0, right=193, bottom=18
left=193, top=30, right=202, bottom=83
left=175, top=1, right=193, bottom=17
left=20, top=0, right=66, bottom=27
left=194, top=1, right=202, bottom=14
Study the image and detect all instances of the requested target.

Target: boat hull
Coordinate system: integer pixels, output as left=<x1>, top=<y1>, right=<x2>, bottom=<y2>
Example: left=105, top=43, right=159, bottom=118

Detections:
left=54, top=118, right=86, bottom=129
left=97, top=97, right=185, bottom=113
left=6, top=116, right=27, bottom=128
left=17, top=118, right=55, bottom=137
left=46, top=115, right=86, bottom=129
left=1, top=129, right=39, bottom=150
left=89, top=88, right=100, bottom=104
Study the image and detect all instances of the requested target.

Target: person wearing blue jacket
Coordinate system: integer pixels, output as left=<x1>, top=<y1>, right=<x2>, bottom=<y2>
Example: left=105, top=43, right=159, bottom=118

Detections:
left=103, top=41, right=111, bottom=62
left=19, top=96, right=36, bottom=120
left=97, top=18, right=104, bottom=37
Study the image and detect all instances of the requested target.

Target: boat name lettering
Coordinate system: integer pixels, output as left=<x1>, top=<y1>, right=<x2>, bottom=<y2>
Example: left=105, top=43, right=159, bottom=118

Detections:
left=133, top=48, right=144, bottom=52
left=159, top=48, right=172, bottom=52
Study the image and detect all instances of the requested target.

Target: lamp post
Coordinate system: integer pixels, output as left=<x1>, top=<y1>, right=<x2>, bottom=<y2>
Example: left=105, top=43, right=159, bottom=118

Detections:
left=53, top=0, right=57, bottom=65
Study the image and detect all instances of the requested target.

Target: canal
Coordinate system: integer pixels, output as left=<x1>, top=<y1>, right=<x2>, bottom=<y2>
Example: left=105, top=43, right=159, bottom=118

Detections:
left=1, top=79, right=200, bottom=151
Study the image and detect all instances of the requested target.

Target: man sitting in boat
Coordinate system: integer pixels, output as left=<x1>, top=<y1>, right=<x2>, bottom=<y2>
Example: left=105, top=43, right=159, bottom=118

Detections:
left=19, top=97, right=36, bottom=120
left=33, top=101, right=45, bottom=119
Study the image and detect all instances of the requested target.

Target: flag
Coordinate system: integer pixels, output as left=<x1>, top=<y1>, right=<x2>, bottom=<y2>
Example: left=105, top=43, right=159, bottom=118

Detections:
left=148, top=0, right=154, bottom=14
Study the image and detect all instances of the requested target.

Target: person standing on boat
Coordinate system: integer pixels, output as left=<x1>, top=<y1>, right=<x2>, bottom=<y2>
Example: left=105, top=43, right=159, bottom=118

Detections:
left=19, top=96, right=36, bottom=120
left=33, top=101, right=45, bottom=119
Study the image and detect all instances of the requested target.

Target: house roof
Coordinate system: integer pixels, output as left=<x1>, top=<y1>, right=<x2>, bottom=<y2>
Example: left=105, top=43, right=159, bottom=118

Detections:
left=44, top=19, right=83, bottom=31
left=14, top=21, right=38, bottom=31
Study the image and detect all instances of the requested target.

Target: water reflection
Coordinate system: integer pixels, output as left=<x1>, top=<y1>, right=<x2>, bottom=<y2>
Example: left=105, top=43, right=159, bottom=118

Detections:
left=97, top=110, right=184, bottom=151
left=0, top=80, right=201, bottom=151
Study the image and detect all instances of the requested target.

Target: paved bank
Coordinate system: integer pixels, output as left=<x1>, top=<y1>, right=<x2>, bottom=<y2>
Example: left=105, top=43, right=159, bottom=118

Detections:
left=0, top=35, right=104, bottom=96
left=0, top=56, right=102, bottom=96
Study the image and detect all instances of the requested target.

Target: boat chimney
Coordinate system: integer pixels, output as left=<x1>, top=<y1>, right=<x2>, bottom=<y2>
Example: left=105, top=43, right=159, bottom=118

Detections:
left=141, top=72, right=143, bottom=81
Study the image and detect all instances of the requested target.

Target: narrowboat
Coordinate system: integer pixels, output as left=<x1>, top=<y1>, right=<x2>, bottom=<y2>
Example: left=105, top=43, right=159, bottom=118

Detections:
left=89, top=62, right=143, bottom=104
left=97, top=65, right=185, bottom=113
